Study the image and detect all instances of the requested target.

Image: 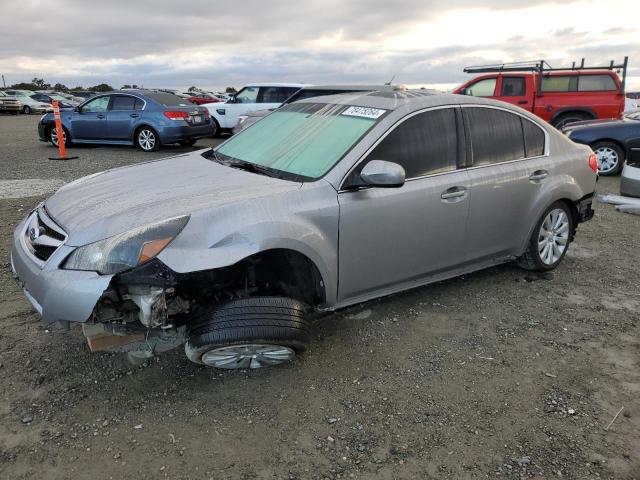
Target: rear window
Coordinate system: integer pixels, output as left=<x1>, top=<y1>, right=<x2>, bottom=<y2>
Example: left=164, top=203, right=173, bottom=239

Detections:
left=286, top=89, right=364, bottom=103
left=146, top=93, right=192, bottom=107
left=578, top=75, right=617, bottom=91
left=541, top=75, right=577, bottom=92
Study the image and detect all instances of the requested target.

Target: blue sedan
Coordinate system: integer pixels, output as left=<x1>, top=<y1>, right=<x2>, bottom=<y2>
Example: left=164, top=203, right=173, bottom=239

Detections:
left=38, top=90, right=214, bottom=152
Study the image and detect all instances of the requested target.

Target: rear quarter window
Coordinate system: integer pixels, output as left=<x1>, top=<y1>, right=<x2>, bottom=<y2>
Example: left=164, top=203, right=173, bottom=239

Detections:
left=578, top=75, right=618, bottom=91
left=522, top=118, right=545, bottom=157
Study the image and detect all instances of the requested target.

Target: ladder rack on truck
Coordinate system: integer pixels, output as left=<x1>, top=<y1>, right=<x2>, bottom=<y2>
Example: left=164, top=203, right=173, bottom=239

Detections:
left=463, top=57, right=629, bottom=94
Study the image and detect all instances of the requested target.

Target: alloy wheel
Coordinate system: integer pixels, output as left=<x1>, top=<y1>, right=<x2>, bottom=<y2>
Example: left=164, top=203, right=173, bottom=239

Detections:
left=595, top=146, right=619, bottom=174
left=201, top=344, right=295, bottom=369
left=50, top=127, right=66, bottom=147
left=538, top=208, right=569, bottom=265
left=138, top=129, right=156, bottom=151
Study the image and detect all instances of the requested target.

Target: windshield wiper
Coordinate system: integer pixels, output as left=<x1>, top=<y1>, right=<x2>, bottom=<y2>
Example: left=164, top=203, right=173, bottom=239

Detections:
left=223, top=159, right=279, bottom=178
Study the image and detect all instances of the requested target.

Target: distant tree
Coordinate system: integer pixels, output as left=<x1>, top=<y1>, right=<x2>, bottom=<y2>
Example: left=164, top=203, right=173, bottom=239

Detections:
left=53, top=83, right=69, bottom=92
left=8, top=82, right=38, bottom=91
left=187, top=85, right=199, bottom=92
left=69, top=86, right=85, bottom=91
left=90, top=83, right=114, bottom=92
left=121, top=84, right=139, bottom=89
left=225, top=86, right=237, bottom=94
left=32, top=77, right=51, bottom=89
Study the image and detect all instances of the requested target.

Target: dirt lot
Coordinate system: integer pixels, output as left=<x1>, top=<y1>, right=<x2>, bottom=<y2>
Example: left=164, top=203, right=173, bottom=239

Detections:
left=1, top=114, right=639, bottom=480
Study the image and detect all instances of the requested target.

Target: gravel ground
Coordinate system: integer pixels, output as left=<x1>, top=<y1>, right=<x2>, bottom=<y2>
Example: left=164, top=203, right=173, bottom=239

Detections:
left=1, top=114, right=639, bottom=480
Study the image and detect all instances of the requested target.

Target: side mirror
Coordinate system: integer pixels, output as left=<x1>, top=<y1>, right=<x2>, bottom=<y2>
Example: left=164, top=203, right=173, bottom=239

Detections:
left=359, top=160, right=405, bottom=188
left=73, top=106, right=80, bottom=112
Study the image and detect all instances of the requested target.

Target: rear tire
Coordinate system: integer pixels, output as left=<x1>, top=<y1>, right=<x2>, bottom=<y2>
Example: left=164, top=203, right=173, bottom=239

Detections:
left=185, top=296, right=312, bottom=369
left=592, top=141, right=624, bottom=176
left=551, top=112, right=589, bottom=129
left=136, top=126, right=160, bottom=152
left=518, top=201, right=573, bottom=272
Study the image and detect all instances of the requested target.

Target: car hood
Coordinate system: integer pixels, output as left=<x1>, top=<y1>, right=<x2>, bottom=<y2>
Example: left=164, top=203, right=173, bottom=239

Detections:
left=45, top=151, right=301, bottom=246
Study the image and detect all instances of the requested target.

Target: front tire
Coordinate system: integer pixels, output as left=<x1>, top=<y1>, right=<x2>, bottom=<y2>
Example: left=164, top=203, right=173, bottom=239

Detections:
left=23, top=105, right=32, bottom=114
left=50, top=125, right=70, bottom=147
left=185, top=297, right=312, bottom=369
left=592, top=141, right=624, bottom=176
left=211, top=118, right=221, bottom=138
left=518, top=201, right=573, bottom=272
left=136, top=127, right=160, bottom=152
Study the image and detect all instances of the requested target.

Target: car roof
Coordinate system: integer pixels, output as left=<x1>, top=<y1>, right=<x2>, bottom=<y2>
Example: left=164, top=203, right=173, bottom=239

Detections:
left=243, top=83, right=308, bottom=88
left=299, top=84, right=404, bottom=91
left=297, top=89, right=533, bottom=113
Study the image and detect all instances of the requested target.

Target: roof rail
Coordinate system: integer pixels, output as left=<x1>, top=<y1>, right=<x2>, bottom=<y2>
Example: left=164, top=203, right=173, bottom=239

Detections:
left=464, top=57, right=629, bottom=94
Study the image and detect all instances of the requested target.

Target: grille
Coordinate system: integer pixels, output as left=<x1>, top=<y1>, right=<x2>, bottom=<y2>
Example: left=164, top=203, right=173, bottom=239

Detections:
left=23, top=207, right=67, bottom=264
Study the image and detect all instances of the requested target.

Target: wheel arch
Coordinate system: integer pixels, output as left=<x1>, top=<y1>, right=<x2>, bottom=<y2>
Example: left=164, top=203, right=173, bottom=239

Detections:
left=550, top=108, right=596, bottom=127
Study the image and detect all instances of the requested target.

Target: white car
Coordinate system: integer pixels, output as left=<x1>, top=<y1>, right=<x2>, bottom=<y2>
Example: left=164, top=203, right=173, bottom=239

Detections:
left=5, top=91, right=51, bottom=114
left=203, top=83, right=305, bottom=136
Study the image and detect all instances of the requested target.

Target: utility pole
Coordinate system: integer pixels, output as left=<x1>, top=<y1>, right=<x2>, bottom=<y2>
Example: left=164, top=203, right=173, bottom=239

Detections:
left=1, top=75, right=5, bottom=88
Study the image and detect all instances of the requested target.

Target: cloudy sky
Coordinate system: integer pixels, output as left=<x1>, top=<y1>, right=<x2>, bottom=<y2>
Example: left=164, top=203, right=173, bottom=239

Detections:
left=2, top=0, right=638, bottom=91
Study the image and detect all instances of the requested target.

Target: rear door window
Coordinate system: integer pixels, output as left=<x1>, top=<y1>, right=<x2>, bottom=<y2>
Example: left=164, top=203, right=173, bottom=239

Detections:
left=110, top=95, right=136, bottom=111
left=259, top=87, right=299, bottom=103
left=465, top=107, right=525, bottom=165
left=578, top=75, right=617, bottom=91
left=146, top=93, right=192, bottom=107
left=501, top=77, right=526, bottom=96
left=362, top=108, right=459, bottom=178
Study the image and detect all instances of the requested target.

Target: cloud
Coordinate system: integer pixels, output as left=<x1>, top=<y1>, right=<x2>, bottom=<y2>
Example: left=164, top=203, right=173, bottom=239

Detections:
left=1, top=0, right=638, bottom=90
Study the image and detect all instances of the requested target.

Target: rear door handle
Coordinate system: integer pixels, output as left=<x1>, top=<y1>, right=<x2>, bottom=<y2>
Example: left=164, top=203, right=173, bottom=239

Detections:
left=518, top=100, right=528, bottom=105
left=97, top=114, right=105, bottom=119
left=529, top=170, right=549, bottom=182
left=130, top=113, right=139, bottom=118
left=441, top=186, right=467, bottom=201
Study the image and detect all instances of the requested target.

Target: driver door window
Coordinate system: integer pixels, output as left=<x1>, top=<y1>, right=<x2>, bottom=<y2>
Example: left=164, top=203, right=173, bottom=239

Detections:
left=466, top=78, right=497, bottom=97
left=234, top=87, right=259, bottom=104
left=82, top=96, right=110, bottom=112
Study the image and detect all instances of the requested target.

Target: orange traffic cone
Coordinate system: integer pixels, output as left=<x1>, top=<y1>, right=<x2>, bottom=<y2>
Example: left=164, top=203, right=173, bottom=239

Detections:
left=48, top=100, right=78, bottom=161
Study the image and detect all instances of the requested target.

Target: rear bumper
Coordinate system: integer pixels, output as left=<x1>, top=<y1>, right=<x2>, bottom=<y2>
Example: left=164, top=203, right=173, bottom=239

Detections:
left=620, top=163, right=640, bottom=198
left=576, top=193, right=595, bottom=223
left=11, top=215, right=112, bottom=324
left=158, top=121, right=214, bottom=144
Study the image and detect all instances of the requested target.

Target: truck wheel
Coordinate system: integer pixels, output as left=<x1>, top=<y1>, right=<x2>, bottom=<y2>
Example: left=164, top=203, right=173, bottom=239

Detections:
left=592, top=141, right=624, bottom=176
left=552, top=112, right=588, bottom=129
left=518, top=201, right=573, bottom=272
left=185, top=296, right=312, bottom=369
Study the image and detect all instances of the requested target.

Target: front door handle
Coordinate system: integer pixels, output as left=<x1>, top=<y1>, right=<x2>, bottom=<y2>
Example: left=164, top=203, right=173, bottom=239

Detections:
left=529, top=170, right=549, bottom=182
left=441, top=186, right=467, bottom=201
left=130, top=113, right=139, bottom=118
left=97, top=114, right=105, bottom=119
left=518, top=100, right=528, bottom=105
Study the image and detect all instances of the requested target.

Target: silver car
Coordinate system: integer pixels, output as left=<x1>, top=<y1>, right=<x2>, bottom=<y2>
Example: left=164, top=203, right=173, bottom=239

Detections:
left=11, top=91, right=597, bottom=369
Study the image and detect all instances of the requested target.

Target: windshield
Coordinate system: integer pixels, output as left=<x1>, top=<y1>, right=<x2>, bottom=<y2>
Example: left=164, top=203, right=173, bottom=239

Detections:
left=216, top=103, right=383, bottom=180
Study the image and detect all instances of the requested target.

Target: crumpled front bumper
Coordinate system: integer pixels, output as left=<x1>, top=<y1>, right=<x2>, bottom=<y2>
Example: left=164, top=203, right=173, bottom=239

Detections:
left=11, top=216, right=113, bottom=325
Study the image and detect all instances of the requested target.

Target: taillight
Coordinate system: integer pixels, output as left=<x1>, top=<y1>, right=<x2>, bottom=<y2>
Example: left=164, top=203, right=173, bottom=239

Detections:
left=588, top=153, right=599, bottom=174
left=203, top=109, right=210, bottom=118
left=164, top=111, right=189, bottom=120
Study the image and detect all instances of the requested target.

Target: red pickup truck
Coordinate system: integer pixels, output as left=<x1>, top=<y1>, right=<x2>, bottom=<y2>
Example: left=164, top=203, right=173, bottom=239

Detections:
left=453, top=59, right=628, bottom=128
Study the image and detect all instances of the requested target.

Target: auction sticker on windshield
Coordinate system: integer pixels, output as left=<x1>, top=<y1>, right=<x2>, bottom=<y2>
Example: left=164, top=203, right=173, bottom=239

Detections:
left=341, top=106, right=386, bottom=120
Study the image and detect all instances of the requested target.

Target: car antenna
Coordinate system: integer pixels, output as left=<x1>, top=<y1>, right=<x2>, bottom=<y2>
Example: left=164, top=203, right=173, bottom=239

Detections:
left=385, top=70, right=400, bottom=85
